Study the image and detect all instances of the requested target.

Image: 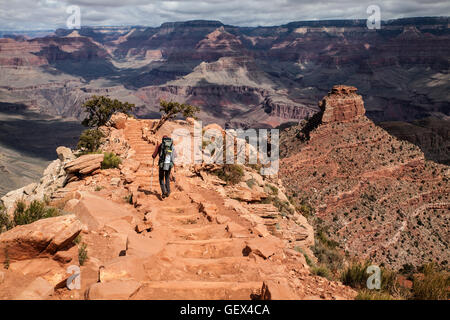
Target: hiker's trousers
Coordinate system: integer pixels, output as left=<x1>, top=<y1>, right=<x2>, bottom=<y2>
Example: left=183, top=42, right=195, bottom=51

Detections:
left=159, top=167, right=171, bottom=195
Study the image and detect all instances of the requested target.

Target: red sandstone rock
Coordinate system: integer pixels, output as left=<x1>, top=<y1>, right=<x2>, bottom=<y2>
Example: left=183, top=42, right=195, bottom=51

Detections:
left=0, top=215, right=82, bottom=263
left=14, top=277, right=54, bottom=300
left=319, top=85, right=365, bottom=123
left=64, top=154, right=104, bottom=175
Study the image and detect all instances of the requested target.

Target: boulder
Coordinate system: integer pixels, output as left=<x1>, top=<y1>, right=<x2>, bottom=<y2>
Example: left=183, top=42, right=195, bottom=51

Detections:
left=122, top=159, right=140, bottom=172
left=64, top=154, right=104, bottom=175
left=56, top=146, right=75, bottom=162
left=1, top=187, right=26, bottom=211
left=110, top=177, right=121, bottom=186
left=0, top=214, right=82, bottom=263
left=227, top=186, right=267, bottom=202
left=53, top=245, right=78, bottom=264
left=9, top=258, right=69, bottom=288
left=104, top=218, right=135, bottom=234
left=23, top=183, right=37, bottom=196
left=108, top=112, right=128, bottom=130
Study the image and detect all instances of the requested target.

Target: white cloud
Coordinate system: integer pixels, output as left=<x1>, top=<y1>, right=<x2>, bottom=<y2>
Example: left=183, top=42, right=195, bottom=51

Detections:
left=0, top=0, right=448, bottom=30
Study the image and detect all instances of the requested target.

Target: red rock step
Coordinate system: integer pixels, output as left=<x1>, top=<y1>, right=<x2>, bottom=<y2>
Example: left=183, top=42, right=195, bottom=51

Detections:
left=164, top=238, right=248, bottom=259
left=131, top=280, right=262, bottom=300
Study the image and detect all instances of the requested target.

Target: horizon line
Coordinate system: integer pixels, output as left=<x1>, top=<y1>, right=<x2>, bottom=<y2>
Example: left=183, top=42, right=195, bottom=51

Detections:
left=1, top=15, right=449, bottom=32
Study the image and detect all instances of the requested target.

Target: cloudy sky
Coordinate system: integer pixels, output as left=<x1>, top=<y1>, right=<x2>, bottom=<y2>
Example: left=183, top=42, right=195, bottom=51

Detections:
left=0, top=0, right=449, bottom=30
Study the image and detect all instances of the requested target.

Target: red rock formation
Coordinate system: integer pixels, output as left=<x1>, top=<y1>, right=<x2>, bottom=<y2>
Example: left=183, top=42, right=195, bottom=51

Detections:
left=280, top=86, right=450, bottom=270
left=319, top=85, right=366, bottom=123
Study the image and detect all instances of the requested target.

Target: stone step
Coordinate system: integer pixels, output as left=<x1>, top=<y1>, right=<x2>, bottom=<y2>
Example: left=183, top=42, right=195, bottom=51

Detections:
left=132, top=280, right=262, bottom=300
left=164, top=238, right=248, bottom=259
left=145, top=257, right=262, bottom=282
left=164, top=224, right=230, bottom=241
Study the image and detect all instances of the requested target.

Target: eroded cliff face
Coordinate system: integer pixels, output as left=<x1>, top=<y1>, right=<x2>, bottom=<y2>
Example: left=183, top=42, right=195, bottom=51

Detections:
left=280, top=86, right=450, bottom=270
left=1, top=18, right=448, bottom=128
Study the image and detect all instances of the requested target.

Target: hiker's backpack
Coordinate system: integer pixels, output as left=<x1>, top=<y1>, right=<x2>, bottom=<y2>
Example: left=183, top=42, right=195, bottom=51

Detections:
left=159, top=137, right=174, bottom=171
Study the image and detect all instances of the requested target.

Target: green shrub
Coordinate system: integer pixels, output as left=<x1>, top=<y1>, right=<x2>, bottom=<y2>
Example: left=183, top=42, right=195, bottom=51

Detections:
left=78, top=243, right=88, bottom=266
left=312, top=238, right=344, bottom=273
left=81, top=95, right=135, bottom=128
left=14, top=200, right=59, bottom=226
left=312, top=265, right=332, bottom=280
left=413, top=264, right=450, bottom=300
left=294, top=246, right=314, bottom=267
left=213, top=164, right=244, bottom=185
left=245, top=179, right=257, bottom=189
left=316, top=230, right=339, bottom=249
left=340, top=261, right=371, bottom=289
left=13, top=200, right=60, bottom=226
left=264, top=184, right=278, bottom=195
left=152, top=100, right=199, bottom=133
left=77, top=129, right=105, bottom=153
left=101, top=152, right=122, bottom=169
left=356, top=289, right=393, bottom=300
left=0, top=205, right=13, bottom=233
left=73, top=234, right=82, bottom=245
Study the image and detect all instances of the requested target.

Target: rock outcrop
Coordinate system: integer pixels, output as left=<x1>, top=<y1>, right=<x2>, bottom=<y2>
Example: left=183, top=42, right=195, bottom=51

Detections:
left=319, top=85, right=365, bottom=123
left=0, top=215, right=82, bottom=263
left=280, top=86, right=450, bottom=270
left=64, top=154, right=104, bottom=175
left=1, top=148, right=74, bottom=211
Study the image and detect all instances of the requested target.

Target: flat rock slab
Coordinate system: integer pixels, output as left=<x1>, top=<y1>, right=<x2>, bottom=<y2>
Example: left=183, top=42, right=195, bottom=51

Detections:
left=126, top=233, right=165, bottom=258
left=99, top=256, right=146, bottom=283
left=0, top=215, right=82, bottom=263
left=14, top=277, right=54, bottom=300
left=72, top=192, right=135, bottom=230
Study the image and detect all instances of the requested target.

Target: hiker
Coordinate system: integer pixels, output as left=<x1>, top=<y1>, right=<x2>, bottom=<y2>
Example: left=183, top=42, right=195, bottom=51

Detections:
left=152, top=135, right=176, bottom=198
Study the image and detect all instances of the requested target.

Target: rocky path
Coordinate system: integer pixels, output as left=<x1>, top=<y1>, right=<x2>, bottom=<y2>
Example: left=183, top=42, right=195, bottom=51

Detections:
left=110, top=119, right=296, bottom=299
left=0, top=116, right=356, bottom=300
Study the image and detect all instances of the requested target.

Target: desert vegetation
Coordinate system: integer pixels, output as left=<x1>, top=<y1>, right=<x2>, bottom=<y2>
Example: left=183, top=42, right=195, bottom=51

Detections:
left=212, top=164, right=244, bottom=185
left=152, top=99, right=199, bottom=133
left=81, top=95, right=135, bottom=128
left=0, top=200, right=60, bottom=233
left=101, top=152, right=122, bottom=169
left=77, top=129, right=105, bottom=153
